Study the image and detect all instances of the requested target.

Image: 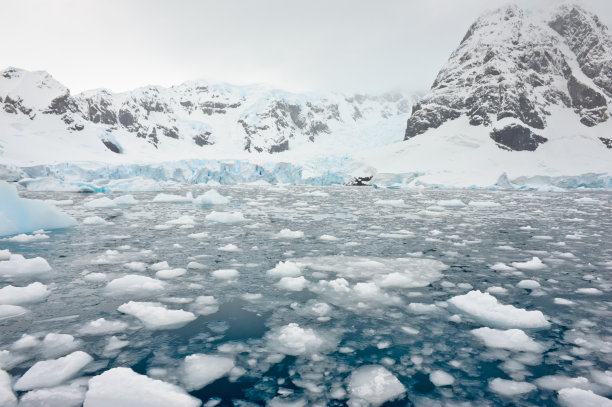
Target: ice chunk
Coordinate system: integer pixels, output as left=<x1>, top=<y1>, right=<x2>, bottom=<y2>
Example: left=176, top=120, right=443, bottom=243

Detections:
left=188, top=232, right=209, bottom=239
left=276, top=229, right=305, bottom=239
left=535, top=375, right=592, bottom=391
left=517, top=280, right=541, bottom=289
left=267, top=261, right=302, bottom=277
left=319, top=235, right=339, bottom=241
left=19, top=383, right=86, bottom=407
left=41, top=333, right=79, bottom=358
left=117, top=301, right=196, bottom=330
left=348, top=365, right=405, bottom=406
left=575, top=288, right=603, bottom=295
left=166, top=215, right=195, bottom=225
left=0, top=305, right=28, bottom=320
left=105, top=275, right=165, bottom=297
left=488, top=378, right=536, bottom=396
left=471, top=327, right=544, bottom=352
left=205, top=211, right=246, bottom=223
left=468, top=201, right=501, bottom=208
left=557, top=388, right=612, bottom=407
left=152, top=193, right=193, bottom=203
left=4, top=232, right=49, bottom=242
left=374, top=199, right=405, bottom=207
left=554, top=298, right=575, bottom=305
left=149, top=261, right=170, bottom=271
left=193, top=189, right=229, bottom=205
left=155, top=268, right=187, bottom=279
left=511, top=257, right=547, bottom=270
left=84, top=367, right=201, bottom=407
left=190, top=296, right=219, bottom=316
left=0, top=369, right=16, bottom=407
left=113, top=195, right=138, bottom=205
left=218, top=244, right=239, bottom=252
left=83, top=216, right=108, bottom=225
left=266, top=323, right=337, bottom=356
left=0, top=181, right=77, bottom=237
left=84, top=197, right=117, bottom=208
left=436, top=199, right=466, bottom=208
left=448, top=290, right=550, bottom=329
left=0, top=282, right=49, bottom=305
left=124, top=262, right=147, bottom=272
left=14, top=351, right=93, bottom=391
left=0, top=253, right=52, bottom=277
left=429, top=370, right=454, bottom=386
left=491, top=263, right=515, bottom=271
left=103, top=336, right=129, bottom=356
left=212, top=269, right=238, bottom=280
left=276, top=276, right=308, bottom=291
left=11, top=334, right=40, bottom=351
left=78, top=318, right=129, bottom=336
left=182, top=354, right=235, bottom=391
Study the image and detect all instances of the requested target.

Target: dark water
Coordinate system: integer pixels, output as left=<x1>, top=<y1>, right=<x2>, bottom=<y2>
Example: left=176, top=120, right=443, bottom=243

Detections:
left=1, top=186, right=611, bottom=406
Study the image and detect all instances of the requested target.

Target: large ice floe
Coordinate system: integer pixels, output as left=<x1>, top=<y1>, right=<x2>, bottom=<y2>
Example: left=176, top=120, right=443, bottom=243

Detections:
left=0, top=181, right=76, bottom=236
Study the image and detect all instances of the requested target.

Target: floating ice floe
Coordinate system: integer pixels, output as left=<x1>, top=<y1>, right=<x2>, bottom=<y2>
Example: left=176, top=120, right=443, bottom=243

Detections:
left=149, top=261, right=170, bottom=271
left=517, top=280, right=541, bottom=289
left=218, top=244, right=239, bottom=252
left=0, top=369, right=16, bottom=406
left=190, top=296, right=219, bottom=315
left=0, top=304, right=28, bottom=321
left=103, top=336, right=129, bottom=356
left=105, top=275, right=165, bottom=297
left=488, top=378, right=536, bottom=396
left=83, top=197, right=117, bottom=209
left=205, top=211, right=246, bottom=223
left=511, top=257, right=547, bottom=271
left=0, top=253, right=52, bottom=277
left=4, top=231, right=49, bottom=242
left=193, top=189, right=230, bottom=205
left=212, top=269, right=239, bottom=280
left=348, top=365, right=405, bottom=406
left=11, top=334, right=40, bottom=351
left=374, top=199, right=405, bottom=207
left=557, top=387, right=612, bottom=407
left=430, top=370, right=455, bottom=386
left=0, top=282, right=49, bottom=305
left=471, top=327, right=544, bottom=352
left=319, top=235, right=339, bottom=241
left=113, top=194, right=138, bottom=205
left=436, top=199, right=466, bottom=208
left=14, top=351, right=93, bottom=391
left=155, top=268, right=187, bottom=279
left=182, top=354, right=235, bottom=391
left=19, top=382, right=87, bottom=407
left=83, top=216, right=108, bottom=225
left=0, top=181, right=77, bottom=237
left=188, top=232, right=208, bottom=239
left=117, top=301, right=196, bottom=329
left=267, top=261, right=302, bottom=277
left=276, top=276, right=308, bottom=291
left=575, top=287, right=603, bottom=295
left=448, top=290, right=550, bottom=329
left=166, top=215, right=195, bottom=225
left=266, top=323, right=338, bottom=356
left=152, top=192, right=193, bottom=203
left=468, top=201, right=501, bottom=208
left=84, top=367, right=201, bottom=407
left=41, top=333, right=80, bottom=358
left=276, top=229, right=305, bottom=239
left=78, top=318, right=129, bottom=336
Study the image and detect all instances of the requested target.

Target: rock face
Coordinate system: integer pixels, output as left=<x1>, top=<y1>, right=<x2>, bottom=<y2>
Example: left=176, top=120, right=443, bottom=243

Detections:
left=404, top=4, right=612, bottom=151
left=0, top=67, right=413, bottom=155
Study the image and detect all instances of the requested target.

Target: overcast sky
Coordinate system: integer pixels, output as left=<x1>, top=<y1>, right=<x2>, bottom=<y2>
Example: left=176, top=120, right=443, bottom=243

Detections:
left=1, top=0, right=611, bottom=95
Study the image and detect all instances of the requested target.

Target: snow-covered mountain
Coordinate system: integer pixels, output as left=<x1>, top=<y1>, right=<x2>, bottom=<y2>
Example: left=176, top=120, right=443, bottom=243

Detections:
left=404, top=4, right=612, bottom=151
left=0, top=67, right=414, bottom=164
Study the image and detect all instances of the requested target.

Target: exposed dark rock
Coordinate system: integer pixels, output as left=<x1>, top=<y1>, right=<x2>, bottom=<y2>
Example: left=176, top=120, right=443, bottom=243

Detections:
left=268, top=140, right=289, bottom=153
left=567, top=76, right=608, bottom=126
left=193, top=132, right=213, bottom=146
left=345, top=176, right=373, bottom=186
left=45, top=93, right=76, bottom=115
left=102, top=139, right=121, bottom=153
left=490, top=124, right=548, bottom=151
left=599, top=137, right=612, bottom=148
left=118, top=109, right=136, bottom=127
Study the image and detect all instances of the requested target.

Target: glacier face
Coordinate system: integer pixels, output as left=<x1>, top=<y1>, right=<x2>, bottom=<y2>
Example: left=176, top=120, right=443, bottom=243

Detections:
left=404, top=4, right=612, bottom=151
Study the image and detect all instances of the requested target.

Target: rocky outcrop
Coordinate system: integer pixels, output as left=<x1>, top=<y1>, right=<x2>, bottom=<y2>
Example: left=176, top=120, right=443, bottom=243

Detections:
left=404, top=4, right=611, bottom=151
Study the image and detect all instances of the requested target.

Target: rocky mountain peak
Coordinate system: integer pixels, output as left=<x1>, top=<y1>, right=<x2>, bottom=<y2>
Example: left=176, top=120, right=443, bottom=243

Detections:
left=404, top=3, right=611, bottom=151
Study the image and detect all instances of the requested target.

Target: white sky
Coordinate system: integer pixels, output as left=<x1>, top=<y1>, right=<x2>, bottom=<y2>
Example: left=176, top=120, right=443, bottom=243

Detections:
left=1, top=0, right=611, bottom=95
